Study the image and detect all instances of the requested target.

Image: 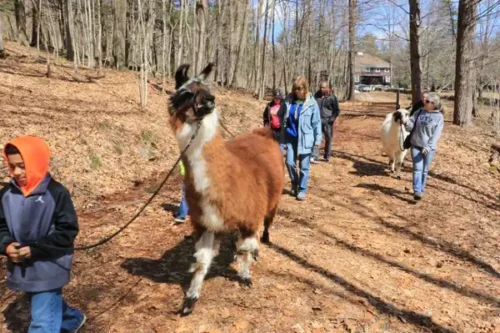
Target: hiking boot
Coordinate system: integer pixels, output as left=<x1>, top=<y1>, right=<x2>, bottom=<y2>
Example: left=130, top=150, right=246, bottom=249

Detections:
left=174, top=216, right=186, bottom=223
left=413, top=193, right=423, bottom=201
left=290, top=184, right=298, bottom=197
left=296, top=192, right=307, bottom=201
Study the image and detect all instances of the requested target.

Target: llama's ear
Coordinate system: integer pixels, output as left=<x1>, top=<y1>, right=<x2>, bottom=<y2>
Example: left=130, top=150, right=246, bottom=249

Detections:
left=198, top=63, right=214, bottom=81
left=175, top=64, right=191, bottom=89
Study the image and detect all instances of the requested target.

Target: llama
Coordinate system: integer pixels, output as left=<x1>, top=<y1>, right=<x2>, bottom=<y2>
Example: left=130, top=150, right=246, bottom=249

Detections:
left=381, top=108, right=410, bottom=179
left=168, top=63, right=285, bottom=315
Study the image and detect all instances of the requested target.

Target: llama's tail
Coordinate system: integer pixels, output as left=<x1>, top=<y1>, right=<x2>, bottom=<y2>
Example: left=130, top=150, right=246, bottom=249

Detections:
left=252, top=127, right=275, bottom=140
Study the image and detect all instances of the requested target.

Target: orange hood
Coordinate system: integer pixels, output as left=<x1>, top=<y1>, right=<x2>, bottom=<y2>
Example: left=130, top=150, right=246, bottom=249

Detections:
left=3, top=136, right=51, bottom=197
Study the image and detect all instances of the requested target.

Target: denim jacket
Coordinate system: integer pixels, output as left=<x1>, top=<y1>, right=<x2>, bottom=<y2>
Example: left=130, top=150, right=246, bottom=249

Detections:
left=279, top=94, right=322, bottom=155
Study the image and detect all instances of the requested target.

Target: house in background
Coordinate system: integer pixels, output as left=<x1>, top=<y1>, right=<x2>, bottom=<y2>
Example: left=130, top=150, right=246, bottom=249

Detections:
left=354, top=52, right=391, bottom=86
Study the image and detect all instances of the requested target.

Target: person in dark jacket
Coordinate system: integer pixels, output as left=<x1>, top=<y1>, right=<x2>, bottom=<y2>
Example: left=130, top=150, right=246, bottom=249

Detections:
left=262, top=89, right=284, bottom=141
left=311, top=81, right=340, bottom=162
left=0, top=136, right=86, bottom=333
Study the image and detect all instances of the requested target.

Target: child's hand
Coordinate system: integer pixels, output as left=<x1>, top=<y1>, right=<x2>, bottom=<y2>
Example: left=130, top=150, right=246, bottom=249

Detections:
left=6, top=243, right=23, bottom=263
left=18, top=246, right=31, bottom=259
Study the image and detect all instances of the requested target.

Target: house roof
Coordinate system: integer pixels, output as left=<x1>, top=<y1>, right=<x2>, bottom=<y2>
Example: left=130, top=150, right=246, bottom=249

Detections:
left=355, top=52, right=390, bottom=72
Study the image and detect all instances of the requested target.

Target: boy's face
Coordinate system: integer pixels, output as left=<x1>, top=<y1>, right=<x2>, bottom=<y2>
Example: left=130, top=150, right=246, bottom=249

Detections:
left=7, top=154, right=26, bottom=186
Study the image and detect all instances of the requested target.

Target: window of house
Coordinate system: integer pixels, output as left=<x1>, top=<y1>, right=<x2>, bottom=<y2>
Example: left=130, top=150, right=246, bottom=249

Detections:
left=375, top=68, right=381, bottom=72
left=384, top=68, right=389, bottom=72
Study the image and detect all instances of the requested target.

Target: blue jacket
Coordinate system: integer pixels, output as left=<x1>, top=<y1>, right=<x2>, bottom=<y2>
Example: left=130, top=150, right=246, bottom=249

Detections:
left=0, top=175, right=79, bottom=292
left=279, top=94, right=322, bottom=155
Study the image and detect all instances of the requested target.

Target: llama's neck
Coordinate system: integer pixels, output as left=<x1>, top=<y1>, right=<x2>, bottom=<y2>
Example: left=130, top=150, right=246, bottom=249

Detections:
left=175, top=110, right=221, bottom=193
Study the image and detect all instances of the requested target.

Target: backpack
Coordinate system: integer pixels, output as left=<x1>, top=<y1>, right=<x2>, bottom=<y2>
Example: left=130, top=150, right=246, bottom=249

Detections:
left=269, top=104, right=281, bottom=130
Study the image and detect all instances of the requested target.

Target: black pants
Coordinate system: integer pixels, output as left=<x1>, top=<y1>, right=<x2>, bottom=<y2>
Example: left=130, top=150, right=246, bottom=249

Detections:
left=313, top=120, right=334, bottom=160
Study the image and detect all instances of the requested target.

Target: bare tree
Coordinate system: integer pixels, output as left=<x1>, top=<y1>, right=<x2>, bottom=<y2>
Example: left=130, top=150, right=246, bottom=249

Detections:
left=0, top=14, right=5, bottom=58
left=231, top=0, right=251, bottom=88
left=14, top=0, right=29, bottom=45
left=258, top=0, right=270, bottom=99
left=113, top=0, right=127, bottom=69
left=195, top=0, right=208, bottom=73
left=346, top=0, right=356, bottom=101
left=409, top=0, right=422, bottom=104
left=453, top=0, right=478, bottom=126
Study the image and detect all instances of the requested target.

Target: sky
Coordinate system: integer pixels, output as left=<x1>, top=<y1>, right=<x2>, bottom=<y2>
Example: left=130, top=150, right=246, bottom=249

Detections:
left=250, top=0, right=500, bottom=46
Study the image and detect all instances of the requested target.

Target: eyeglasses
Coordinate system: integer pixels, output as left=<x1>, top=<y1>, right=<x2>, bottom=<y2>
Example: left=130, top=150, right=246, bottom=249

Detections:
left=425, top=99, right=433, bottom=104
left=294, top=86, right=305, bottom=91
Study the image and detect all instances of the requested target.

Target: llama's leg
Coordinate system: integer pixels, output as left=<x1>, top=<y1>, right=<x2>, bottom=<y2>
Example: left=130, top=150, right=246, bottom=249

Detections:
left=236, top=230, right=259, bottom=287
left=182, top=230, right=216, bottom=315
left=395, top=155, right=403, bottom=179
left=261, top=206, right=277, bottom=244
left=389, top=155, right=395, bottom=173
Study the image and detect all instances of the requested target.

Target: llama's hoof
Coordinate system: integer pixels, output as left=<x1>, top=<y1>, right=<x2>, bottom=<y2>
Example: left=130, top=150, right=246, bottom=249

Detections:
left=252, top=249, right=259, bottom=261
left=396, top=175, right=401, bottom=180
left=239, top=277, right=253, bottom=288
left=260, top=232, right=270, bottom=244
left=180, top=296, right=198, bottom=316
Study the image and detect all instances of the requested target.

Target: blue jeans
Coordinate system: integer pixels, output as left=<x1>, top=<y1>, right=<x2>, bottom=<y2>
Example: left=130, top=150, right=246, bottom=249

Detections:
left=411, top=147, right=436, bottom=195
left=177, top=184, right=189, bottom=218
left=285, top=136, right=311, bottom=193
left=28, top=288, right=84, bottom=333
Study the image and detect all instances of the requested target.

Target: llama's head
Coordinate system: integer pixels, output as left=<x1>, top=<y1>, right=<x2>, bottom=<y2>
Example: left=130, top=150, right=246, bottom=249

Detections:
left=393, top=108, right=409, bottom=124
left=169, top=63, right=216, bottom=123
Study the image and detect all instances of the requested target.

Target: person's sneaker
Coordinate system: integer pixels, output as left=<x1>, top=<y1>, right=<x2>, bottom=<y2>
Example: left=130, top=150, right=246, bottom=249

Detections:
left=324, top=158, right=330, bottom=162
left=174, top=216, right=186, bottom=223
left=413, top=193, right=423, bottom=201
left=310, top=158, right=320, bottom=164
left=296, top=192, right=307, bottom=201
left=73, top=313, right=86, bottom=333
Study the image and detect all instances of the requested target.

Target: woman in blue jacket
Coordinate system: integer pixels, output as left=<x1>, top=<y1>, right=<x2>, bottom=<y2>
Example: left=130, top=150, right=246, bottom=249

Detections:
left=279, top=77, right=322, bottom=201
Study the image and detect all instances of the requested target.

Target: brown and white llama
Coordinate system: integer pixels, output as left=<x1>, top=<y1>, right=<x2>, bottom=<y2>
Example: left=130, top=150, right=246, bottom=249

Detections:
left=168, top=63, right=285, bottom=315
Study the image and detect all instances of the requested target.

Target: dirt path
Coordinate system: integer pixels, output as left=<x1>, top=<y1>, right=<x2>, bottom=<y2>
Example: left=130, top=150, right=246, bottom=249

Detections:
left=1, top=48, right=499, bottom=332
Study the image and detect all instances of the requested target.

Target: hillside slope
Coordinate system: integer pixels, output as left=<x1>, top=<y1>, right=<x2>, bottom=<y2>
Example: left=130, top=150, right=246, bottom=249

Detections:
left=1, top=43, right=499, bottom=333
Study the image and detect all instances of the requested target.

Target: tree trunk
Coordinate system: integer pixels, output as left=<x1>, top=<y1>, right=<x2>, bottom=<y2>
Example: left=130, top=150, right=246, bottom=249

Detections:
left=409, top=0, right=422, bottom=104
left=258, top=0, right=269, bottom=99
left=0, top=15, right=5, bottom=58
left=30, top=5, right=39, bottom=47
left=453, top=0, right=478, bottom=126
left=113, top=0, right=127, bottom=69
left=212, top=0, right=224, bottom=83
left=271, top=0, right=276, bottom=91
left=64, top=0, right=75, bottom=60
left=230, top=0, right=250, bottom=88
left=97, top=0, right=103, bottom=72
left=346, top=0, right=356, bottom=101
left=176, top=0, right=185, bottom=68
left=253, top=0, right=262, bottom=93
left=14, top=0, right=29, bottom=45
left=195, top=0, right=208, bottom=73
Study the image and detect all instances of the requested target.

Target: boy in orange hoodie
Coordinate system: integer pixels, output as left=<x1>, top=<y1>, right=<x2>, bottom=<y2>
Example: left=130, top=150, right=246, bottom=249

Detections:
left=0, top=136, right=86, bottom=333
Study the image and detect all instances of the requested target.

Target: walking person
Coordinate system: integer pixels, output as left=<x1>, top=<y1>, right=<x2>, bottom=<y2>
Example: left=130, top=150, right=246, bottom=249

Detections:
left=401, top=92, right=444, bottom=201
left=312, top=81, right=340, bottom=163
left=263, top=89, right=284, bottom=142
left=0, top=136, right=86, bottom=333
left=279, top=76, right=322, bottom=201
left=174, top=161, right=188, bottom=223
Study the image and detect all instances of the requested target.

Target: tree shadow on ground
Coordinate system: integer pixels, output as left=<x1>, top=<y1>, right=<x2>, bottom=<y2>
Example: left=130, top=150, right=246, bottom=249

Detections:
left=266, top=242, right=456, bottom=333
left=288, top=216, right=500, bottom=306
